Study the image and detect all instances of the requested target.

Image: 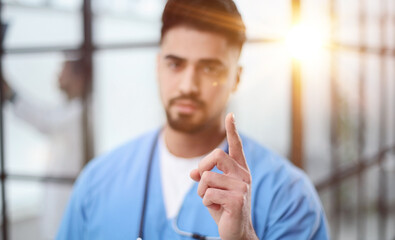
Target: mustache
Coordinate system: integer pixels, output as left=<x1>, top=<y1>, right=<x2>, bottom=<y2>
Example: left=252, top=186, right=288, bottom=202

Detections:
left=169, top=95, right=205, bottom=107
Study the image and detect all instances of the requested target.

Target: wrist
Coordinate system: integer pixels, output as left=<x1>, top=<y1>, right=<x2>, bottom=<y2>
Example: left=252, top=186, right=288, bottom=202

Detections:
left=242, top=222, right=258, bottom=240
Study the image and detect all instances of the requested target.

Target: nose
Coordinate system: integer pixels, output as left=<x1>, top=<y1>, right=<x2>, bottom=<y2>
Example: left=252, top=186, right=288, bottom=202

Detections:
left=178, top=66, right=200, bottom=96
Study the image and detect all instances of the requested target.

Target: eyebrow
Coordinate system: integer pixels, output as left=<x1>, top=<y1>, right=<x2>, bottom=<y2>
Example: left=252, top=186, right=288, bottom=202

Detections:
left=164, top=54, right=225, bottom=66
left=199, top=59, right=224, bottom=66
left=164, top=55, right=185, bottom=62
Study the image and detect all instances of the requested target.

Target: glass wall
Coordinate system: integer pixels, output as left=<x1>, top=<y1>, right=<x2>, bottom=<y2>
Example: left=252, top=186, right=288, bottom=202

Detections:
left=1, top=1, right=83, bottom=239
left=0, top=0, right=394, bottom=239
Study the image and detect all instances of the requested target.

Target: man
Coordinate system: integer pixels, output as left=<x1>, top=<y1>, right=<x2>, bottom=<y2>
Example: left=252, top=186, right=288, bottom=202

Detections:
left=57, top=0, right=329, bottom=239
left=2, top=57, right=86, bottom=239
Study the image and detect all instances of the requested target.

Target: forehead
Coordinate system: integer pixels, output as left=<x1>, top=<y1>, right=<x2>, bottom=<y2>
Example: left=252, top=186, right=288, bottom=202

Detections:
left=160, top=26, right=236, bottom=63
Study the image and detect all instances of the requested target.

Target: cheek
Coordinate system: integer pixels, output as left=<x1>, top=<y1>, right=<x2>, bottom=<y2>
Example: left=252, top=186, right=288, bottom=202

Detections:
left=158, top=74, right=176, bottom=105
left=203, top=87, right=231, bottom=111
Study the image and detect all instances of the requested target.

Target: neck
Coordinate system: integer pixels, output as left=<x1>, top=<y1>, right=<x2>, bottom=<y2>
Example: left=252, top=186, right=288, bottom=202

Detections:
left=163, top=117, right=226, bottom=158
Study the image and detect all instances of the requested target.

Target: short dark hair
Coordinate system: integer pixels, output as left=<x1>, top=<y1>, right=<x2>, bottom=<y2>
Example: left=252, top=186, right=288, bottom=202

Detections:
left=161, top=0, right=246, bottom=51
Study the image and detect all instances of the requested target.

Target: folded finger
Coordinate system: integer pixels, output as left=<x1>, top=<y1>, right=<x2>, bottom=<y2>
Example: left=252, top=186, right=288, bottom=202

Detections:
left=197, top=149, right=250, bottom=182
left=197, top=171, right=249, bottom=198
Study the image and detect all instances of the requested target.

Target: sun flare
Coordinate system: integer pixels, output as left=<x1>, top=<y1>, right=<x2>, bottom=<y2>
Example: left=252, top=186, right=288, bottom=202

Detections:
left=285, top=23, right=327, bottom=60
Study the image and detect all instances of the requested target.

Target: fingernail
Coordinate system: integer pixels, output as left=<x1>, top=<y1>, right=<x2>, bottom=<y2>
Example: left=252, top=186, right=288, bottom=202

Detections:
left=232, top=113, right=236, bottom=123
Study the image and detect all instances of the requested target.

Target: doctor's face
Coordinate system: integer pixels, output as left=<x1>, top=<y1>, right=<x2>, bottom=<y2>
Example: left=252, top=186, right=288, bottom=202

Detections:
left=157, top=26, right=241, bottom=133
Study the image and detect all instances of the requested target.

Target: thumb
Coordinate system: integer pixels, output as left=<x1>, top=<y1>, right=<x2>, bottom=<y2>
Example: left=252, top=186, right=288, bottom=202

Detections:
left=225, top=113, right=246, bottom=167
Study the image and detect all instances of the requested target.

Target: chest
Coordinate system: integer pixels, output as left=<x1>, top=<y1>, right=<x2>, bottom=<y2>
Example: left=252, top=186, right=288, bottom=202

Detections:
left=83, top=154, right=220, bottom=240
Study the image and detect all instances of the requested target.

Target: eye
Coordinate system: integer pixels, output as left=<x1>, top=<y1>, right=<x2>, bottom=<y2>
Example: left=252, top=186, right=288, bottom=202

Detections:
left=202, top=65, right=222, bottom=75
left=167, top=60, right=183, bottom=70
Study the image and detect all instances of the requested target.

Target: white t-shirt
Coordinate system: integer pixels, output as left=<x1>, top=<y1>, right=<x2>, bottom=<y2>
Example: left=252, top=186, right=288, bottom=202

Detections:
left=159, top=133, right=226, bottom=219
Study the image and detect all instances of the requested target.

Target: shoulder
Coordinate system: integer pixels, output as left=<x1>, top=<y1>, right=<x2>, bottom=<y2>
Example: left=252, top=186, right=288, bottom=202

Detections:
left=240, top=133, right=310, bottom=186
left=56, top=128, right=161, bottom=238
left=240, top=134, right=328, bottom=239
left=240, top=134, right=293, bottom=179
left=240, top=133, right=319, bottom=206
left=85, top=128, right=159, bottom=175
left=74, top=128, right=160, bottom=198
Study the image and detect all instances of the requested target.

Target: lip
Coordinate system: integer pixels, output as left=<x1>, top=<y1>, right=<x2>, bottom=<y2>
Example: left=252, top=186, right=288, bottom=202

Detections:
left=172, top=100, right=199, bottom=114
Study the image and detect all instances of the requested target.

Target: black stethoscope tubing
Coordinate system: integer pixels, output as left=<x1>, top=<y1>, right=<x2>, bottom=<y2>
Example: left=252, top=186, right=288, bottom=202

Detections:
left=137, top=131, right=159, bottom=240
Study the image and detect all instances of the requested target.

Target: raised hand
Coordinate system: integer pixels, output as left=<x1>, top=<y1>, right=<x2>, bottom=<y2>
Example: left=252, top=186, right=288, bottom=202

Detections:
left=190, top=113, right=258, bottom=240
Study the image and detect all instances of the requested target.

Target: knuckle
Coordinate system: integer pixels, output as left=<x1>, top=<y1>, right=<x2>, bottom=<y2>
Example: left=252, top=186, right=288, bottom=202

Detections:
left=241, top=182, right=249, bottom=193
left=201, top=170, right=210, bottom=181
left=240, top=169, right=252, bottom=184
left=245, top=175, right=252, bottom=184
left=205, top=188, right=215, bottom=199
left=201, top=171, right=213, bottom=186
left=216, top=159, right=225, bottom=172
left=213, top=148, right=225, bottom=159
left=234, top=193, right=246, bottom=208
left=217, top=157, right=232, bottom=173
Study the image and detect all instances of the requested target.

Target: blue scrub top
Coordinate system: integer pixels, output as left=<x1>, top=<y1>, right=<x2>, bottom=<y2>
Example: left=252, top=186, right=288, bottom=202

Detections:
left=57, top=128, right=329, bottom=240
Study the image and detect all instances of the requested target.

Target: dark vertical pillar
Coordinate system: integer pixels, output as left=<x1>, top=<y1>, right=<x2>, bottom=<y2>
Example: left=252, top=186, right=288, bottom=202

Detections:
left=393, top=4, right=395, bottom=160
left=357, top=0, right=366, bottom=239
left=290, top=0, right=304, bottom=169
left=393, top=5, right=395, bottom=236
left=328, top=0, right=340, bottom=239
left=377, top=0, right=388, bottom=238
left=0, top=2, right=8, bottom=239
left=82, top=0, right=94, bottom=165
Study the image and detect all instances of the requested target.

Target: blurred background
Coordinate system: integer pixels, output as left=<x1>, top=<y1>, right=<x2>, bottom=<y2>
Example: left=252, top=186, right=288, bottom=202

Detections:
left=0, top=0, right=394, bottom=239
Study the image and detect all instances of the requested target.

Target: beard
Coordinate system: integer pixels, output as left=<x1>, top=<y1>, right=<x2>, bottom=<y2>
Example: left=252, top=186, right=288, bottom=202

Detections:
left=165, top=96, right=207, bottom=134
left=166, top=111, right=207, bottom=133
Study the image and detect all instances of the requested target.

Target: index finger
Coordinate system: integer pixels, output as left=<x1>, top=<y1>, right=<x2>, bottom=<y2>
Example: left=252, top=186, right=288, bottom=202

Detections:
left=225, top=113, right=247, bottom=169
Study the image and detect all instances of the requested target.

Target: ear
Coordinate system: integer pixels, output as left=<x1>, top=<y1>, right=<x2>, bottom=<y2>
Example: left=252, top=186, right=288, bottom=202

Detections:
left=231, top=65, right=242, bottom=92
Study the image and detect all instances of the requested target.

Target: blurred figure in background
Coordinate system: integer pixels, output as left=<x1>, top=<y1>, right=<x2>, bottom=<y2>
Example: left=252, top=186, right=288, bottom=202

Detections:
left=2, top=55, right=87, bottom=239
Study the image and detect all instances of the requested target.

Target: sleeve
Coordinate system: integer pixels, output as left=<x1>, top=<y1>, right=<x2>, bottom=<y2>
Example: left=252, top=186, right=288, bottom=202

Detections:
left=56, top=167, right=90, bottom=240
left=12, top=94, right=82, bottom=134
left=260, top=168, right=330, bottom=240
